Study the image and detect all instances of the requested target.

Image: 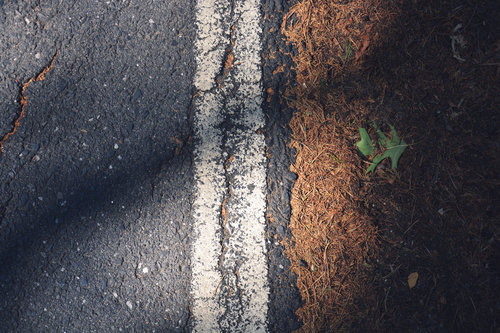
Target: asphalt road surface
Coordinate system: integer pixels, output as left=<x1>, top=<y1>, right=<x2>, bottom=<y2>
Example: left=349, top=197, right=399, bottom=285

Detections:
left=0, top=0, right=301, bottom=331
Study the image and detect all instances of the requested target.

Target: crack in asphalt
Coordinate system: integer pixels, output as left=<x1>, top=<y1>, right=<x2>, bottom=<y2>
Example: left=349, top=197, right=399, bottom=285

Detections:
left=0, top=50, right=58, bottom=157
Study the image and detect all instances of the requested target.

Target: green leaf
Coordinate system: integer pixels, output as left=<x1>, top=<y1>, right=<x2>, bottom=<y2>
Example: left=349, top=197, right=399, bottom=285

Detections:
left=357, top=122, right=408, bottom=173
left=386, top=138, right=407, bottom=169
left=356, top=127, right=375, bottom=156
left=366, top=154, right=384, bottom=174
left=388, top=124, right=400, bottom=144
left=385, top=124, right=408, bottom=169
left=373, top=121, right=387, bottom=145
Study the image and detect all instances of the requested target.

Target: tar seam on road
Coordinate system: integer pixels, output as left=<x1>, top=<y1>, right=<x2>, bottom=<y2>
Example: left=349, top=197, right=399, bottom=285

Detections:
left=191, top=0, right=269, bottom=332
left=0, top=50, right=58, bottom=156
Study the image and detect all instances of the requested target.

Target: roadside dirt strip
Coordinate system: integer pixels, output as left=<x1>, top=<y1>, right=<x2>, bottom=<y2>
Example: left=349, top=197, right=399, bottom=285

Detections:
left=191, top=0, right=269, bottom=331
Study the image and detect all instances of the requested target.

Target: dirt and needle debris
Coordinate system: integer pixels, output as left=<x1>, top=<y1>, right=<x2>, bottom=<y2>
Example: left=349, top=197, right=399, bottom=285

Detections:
left=282, top=0, right=500, bottom=331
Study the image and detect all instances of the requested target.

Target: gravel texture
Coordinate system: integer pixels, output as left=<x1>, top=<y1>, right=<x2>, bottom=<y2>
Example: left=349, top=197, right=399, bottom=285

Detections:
left=0, top=0, right=302, bottom=331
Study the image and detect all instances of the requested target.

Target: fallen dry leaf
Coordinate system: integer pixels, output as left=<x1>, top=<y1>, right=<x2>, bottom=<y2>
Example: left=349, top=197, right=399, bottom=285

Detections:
left=408, top=272, right=418, bottom=289
left=355, top=24, right=373, bottom=61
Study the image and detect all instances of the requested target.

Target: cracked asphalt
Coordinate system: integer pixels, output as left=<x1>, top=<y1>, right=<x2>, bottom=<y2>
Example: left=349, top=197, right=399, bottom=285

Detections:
left=0, top=0, right=301, bottom=331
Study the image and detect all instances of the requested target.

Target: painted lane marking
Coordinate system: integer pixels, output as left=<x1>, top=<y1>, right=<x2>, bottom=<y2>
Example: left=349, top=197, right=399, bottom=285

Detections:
left=191, top=0, right=268, bottom=331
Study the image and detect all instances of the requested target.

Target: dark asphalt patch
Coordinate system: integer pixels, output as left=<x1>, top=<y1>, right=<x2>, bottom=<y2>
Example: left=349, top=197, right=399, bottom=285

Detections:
left=0, top=0, right=195, bottom=331
left=0, top=0, right=303, bottom=331
left=261, top=0, right=303, bottom=331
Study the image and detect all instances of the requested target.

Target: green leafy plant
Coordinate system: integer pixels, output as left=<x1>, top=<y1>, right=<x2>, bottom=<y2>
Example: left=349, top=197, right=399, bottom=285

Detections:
left=356, top=121, right=407, bottom=174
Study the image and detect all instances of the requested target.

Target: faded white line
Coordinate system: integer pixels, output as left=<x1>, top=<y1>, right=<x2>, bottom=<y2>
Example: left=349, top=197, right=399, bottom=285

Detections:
left=191, top=0, right=268, bottom=331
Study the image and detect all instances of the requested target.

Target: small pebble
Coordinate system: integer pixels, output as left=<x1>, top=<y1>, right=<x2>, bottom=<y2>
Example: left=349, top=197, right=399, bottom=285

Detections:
left=20, top=193, right=29, bottom=206
left=80, top=277, right=89, bottom=288
left=132, top=89, right=142, bottom=101
left=277, top=225, right=284, bottom=235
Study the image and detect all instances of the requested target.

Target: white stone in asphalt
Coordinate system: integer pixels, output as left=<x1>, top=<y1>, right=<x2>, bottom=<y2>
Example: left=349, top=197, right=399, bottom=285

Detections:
left=191, top=0, right=269, bottom=331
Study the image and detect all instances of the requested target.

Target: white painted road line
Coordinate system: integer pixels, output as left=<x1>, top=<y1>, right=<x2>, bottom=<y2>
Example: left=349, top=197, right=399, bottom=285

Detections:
left=191, top=0, right=269, bottom=331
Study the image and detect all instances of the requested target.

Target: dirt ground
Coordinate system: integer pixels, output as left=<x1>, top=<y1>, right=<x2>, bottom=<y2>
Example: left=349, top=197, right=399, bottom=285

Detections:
left=281, top=0, right=500, bottom=331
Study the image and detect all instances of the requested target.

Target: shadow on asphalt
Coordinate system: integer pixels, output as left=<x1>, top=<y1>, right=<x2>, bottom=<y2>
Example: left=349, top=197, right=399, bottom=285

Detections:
left=0, top=54, right=195, bottom=330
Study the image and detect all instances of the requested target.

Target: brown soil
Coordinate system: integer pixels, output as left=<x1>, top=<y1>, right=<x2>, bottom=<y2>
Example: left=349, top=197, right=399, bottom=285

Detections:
left=281, top=0, right=500, bottom=331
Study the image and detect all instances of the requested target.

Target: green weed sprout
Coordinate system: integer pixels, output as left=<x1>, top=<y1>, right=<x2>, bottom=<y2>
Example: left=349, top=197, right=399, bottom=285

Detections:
left=356, top=121, right=407, bottom=174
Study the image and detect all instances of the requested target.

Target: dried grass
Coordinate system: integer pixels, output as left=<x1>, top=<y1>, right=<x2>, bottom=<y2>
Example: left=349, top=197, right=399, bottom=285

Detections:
left=286, top=105, right=380, bottom=332
left=281, top=0, right=399, bottom=331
